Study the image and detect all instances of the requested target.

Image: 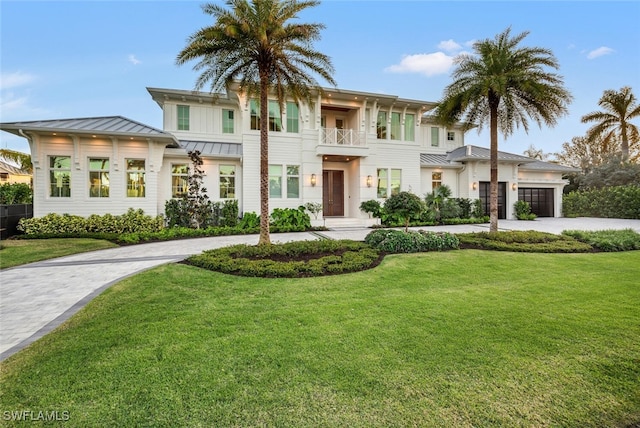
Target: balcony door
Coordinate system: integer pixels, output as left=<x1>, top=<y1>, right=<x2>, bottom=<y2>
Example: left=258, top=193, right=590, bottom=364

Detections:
left=323, top=170, right=344, bottom=217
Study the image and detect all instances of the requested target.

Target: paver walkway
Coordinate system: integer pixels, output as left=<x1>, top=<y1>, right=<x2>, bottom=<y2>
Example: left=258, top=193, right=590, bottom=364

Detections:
left=2, top=217, right=639, bottom=361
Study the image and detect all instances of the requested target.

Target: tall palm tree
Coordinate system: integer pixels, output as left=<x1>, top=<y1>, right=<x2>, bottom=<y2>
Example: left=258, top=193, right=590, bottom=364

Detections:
left=434, top=27, right=572, bottom=232
left=581, top=86, right=640, bottom=160
left=176, top=0, right=335, bottom=244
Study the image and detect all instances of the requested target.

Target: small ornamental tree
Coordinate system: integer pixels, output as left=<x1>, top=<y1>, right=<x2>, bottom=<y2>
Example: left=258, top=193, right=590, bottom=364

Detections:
left=383, top=191, right=425, bottom=232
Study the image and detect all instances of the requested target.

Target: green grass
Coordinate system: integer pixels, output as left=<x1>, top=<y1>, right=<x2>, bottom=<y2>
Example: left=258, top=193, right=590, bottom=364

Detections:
left=1, top=250, right=639, bottom=427
left=0, top=238, right=118, bottom=269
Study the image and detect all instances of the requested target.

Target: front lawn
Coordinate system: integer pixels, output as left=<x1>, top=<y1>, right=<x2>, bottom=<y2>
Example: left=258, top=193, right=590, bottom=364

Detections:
left=0, top=238, right=118, bottom=269
left=1, top=250, right=639, bottom=427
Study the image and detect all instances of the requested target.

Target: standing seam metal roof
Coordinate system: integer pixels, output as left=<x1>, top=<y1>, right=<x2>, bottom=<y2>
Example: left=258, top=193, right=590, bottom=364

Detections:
left=179, top=140, right=243, bottom=158
left=0, top=116, right=172, bottom=137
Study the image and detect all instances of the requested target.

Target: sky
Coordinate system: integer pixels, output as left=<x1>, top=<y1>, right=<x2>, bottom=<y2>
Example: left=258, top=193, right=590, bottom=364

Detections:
left=1, top=0, right=639, bottom=159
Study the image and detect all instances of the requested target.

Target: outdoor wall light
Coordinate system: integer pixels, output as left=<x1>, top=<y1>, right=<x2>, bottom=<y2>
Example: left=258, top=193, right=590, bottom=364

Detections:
left=472, top=182, right=477, bottom=190
left=512, top=183, right=518, bottom=191
left=366, top=175, right=372, bottom=187
left=311, top=174, right=317, bottom=187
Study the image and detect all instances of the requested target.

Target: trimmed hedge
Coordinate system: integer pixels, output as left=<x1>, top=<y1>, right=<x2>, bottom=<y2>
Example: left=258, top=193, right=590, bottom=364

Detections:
left=187, top=240, right=381, bottom=278
left=457, top=231, right=593, bottom=253
left=364, top=229, right=460, bottom=253
left=562, top=229, right=640, bottom=252
left=563, top=185, right=640, bottom=219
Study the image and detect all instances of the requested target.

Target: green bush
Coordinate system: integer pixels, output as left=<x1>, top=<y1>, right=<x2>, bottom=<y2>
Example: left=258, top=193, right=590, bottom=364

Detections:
left=514, top=200, right=537, bottom=220
left=364, top=229, right=459, bottom=253
left=457, top=231, right=593, bottom=253
left=270, top=207, right=311, bottom=230
left=187, top=240, right=381, bottom=278
left=562, top=229, right=640, bottom=252
left=360, top=200, right=382, bottom=218
left=0, top=183, right=32, bottom=204
left=238, top=212, right=260, bottom=229
left=17, top=209, right=163, bottom=236
left=563, top=185, right=640, bottom=219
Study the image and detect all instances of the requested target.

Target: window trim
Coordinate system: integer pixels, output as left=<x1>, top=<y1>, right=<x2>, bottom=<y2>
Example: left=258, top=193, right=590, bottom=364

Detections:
left=49, top=155, right=71, bottom=198
left=222, top=109, right=234, bottom=134
left=219, top=164, right=236, bottom=199
left=171, top=164, right=189, bottom=198
left=177, top=105, right=190, bottom=131
left=126, top=159, right=146, bottom=198
left=89, top=157, right=110, bottom=198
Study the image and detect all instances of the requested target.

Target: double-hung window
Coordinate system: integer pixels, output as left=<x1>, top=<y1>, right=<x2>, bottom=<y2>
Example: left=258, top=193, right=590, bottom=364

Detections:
left=390, top=112, right=401, bottom=140
left=286, top=102, right=299, bottom=133
left=286, top=166, right=299, bottom=198
left=219, top=165, right=236, bottom=198
left=447, top=131, right=455, bottom=142
left=404, top=114, right=415, bottom=141
left=126, top=159, right=145, bottom=197
left=431, top=127, right=440, bottom=147
left=171, top=164, right=188, bottom=198
left=377, top=168, right=401, bottom=198
left=432, top=172, right=442, bottom=190
left=377, top=111, right=387, bottom=139
left=250, top=100, right=283, bottom=131
left=49, top=156, right=71, bottom=197
left=222, top=109, right=234, bottom=134
left=177, top=105, right=190, bottom=131
left=268, top=164, right=300, bottom=198
left=89, top=158, right=110, bottom=198
left=268, top=165, right=282, bottom=198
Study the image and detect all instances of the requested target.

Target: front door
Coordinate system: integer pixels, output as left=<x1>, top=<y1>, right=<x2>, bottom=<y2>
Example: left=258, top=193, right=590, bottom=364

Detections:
left=480, top=181, right=506, bottom=219
left=323, top=170, right=344, bottom=216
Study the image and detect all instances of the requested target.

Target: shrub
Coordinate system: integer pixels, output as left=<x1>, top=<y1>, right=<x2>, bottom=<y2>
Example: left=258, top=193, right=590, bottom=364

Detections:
left=457, top=231, right=593, bottom=253
left=364, top=229, right=459, bottom=253
left=238, top=212, right=260, bottom=229
left=514, top=200, right=537, bottom=220
left=270, top=207, right=311, bottom=230
left=562, top=229, right=640, bottom=252
left=360, top=200, right=382, bottom=218
left=187, top=240, right=381, bottom=278
left=563, top=185, right=640, bottom=219
left=0, top=183, right=32, bottom=204
left=17, top=209, right=163, bottom=236
left=304, top=202, right=323, bottom=220
left=384, top=192, right=425, bottom=232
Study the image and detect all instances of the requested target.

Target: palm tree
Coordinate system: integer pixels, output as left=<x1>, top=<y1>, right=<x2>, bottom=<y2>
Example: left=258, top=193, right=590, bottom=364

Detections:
left=581, top=86, right=640, bottom=160
left=176, top=0, right=335, bottom=244
left=0, top=149, right=32, bottom=173
left=434, top=27, right=571, bottom=232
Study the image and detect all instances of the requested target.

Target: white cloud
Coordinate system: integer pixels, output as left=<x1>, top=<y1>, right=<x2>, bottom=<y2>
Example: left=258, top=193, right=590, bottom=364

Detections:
left=437, top=39, right=462, bottom=53
left=128, top=54, right=141, bottom=65
left=587, top=46, right=614, bottom=59
left=385, top=52, right=455, bottom=77
left=0, top=71, right=36, bottom=91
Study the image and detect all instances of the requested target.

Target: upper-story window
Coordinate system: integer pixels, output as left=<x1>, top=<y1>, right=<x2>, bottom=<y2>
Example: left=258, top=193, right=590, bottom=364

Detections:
left=222, top=109, right=234, bottom=134
left=177, top=105, right=190, bottom=131
left=447, top=131, right=455, bottom=141
left=89, top=158, right=110, bottom=198
left=286, top=102, right=299, bottom=133
left=250, top=100, right=282, bottom=131
left=431, top=127, right=440, bottom=147
left=377, top=111, right=387, bottom=139
left=405, top=114, right=415, bottom=142
left=49, top=155, right=71, bottom=197
left=390, top=112, right=401, bottom=140
left=126, top=159, right=145, bottom=198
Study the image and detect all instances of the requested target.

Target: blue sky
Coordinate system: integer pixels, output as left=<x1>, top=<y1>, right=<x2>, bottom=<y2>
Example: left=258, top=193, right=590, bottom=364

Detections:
left=2, top=0, right=639, bottom=158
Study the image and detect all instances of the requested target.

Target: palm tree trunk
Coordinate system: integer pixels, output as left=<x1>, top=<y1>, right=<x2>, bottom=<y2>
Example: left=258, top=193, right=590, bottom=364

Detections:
left=258, top=72, right=271, bottom=245
left=621, top=124, right=630, bottom=160
left=489, top=96, right=499, bottom=233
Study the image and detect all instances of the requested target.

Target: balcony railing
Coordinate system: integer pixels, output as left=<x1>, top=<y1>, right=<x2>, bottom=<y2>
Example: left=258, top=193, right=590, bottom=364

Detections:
left=321, top=128, right=364, bottom=146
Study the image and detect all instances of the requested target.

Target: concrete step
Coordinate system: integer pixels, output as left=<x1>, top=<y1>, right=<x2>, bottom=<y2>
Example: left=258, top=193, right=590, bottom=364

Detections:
left=321, top=217, right=378, bottom=229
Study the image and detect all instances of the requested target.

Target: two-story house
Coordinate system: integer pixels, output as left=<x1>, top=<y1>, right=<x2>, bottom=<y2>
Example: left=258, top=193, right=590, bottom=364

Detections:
left=0, top=84, right=576, bottom=224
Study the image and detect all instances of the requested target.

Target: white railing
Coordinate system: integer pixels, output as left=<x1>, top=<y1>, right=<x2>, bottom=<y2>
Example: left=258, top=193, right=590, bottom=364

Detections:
left=321, top=128, right=364, bottom=146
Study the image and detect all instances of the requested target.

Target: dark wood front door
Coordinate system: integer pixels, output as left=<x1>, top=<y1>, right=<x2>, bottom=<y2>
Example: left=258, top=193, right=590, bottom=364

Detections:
left=323, top=170, right=344, bottom=216
left=480, top=181, right=507, bottom=219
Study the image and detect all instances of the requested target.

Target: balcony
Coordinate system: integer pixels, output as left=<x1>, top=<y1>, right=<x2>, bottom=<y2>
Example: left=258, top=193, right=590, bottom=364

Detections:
left=317, top=128, right=369, bottom=158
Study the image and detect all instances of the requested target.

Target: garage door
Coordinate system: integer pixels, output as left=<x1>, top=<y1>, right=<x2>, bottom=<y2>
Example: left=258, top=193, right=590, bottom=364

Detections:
left=479, top=182, right=506, bottom=219
left=518, top=188, right=554, bottom=217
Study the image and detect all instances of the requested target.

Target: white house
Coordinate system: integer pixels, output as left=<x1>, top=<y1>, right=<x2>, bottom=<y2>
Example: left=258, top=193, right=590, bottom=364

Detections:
left=0, top=84, right=577, bottom=224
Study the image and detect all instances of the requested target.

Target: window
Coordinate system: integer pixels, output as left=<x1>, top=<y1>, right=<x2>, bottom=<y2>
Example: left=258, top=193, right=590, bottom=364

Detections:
left=431, top=127, right=439, bottom=147
left=89, top=158, right=109, bottom=198
left=390, top=112, right=401, bottom=140
left=171, top=164, right=188, bottom=198
left=0, top=173, right=8, bottom=182
left=286, top=102, right=299, bottom=133
left=177, top=105, right=190, bottom=131
left=250, top=100, right=282, bottom=131
left=377, top=111, right=387, bottom=139
left=405, top=114, right=415, bottom=142
left=432, top=172, right=442, bottom=190
left=269, top=165, right=282, bottom=198
left=49, top=156, right=71, bottom=197
left=286, top=165, right=299, bottom=198
left=126, top=159, right=145, bottom=197
left=222, top=109, right=234, bottom=134
left=447, top=131, right=455, bottom=141
left=219, top=165, right=236, bottom=198
left=377, top=168, right=401, bottom=198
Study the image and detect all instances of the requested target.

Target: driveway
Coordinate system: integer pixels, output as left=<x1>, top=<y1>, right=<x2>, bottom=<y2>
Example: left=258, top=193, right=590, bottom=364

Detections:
left=2, top=217, right=639, bottom=361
